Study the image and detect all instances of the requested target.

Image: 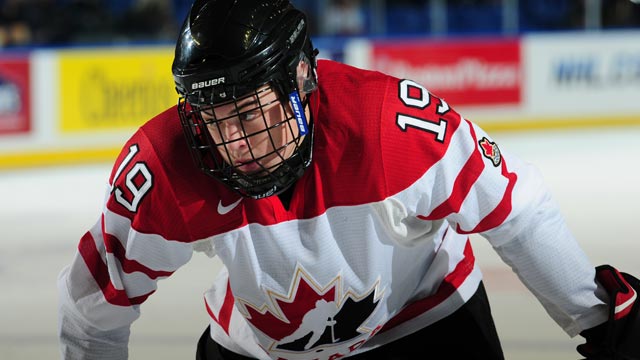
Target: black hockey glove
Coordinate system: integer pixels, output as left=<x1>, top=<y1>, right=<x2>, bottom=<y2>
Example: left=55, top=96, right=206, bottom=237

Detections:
left=577, top=265, right=640, bottom=360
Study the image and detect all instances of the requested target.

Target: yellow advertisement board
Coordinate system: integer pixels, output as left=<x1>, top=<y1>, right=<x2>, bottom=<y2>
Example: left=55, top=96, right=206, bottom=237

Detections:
left=59, top=47, right=177, bottom=132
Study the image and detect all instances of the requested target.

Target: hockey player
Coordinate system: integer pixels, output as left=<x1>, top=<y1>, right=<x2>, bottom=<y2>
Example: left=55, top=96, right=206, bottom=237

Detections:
left=57, top=0, right=640, bottom=359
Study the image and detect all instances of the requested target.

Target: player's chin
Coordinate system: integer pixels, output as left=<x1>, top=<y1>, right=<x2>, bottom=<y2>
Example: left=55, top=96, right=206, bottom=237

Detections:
left=234, top=152, right=287, bottom=176
left=235, top=161, right=263, bottom=174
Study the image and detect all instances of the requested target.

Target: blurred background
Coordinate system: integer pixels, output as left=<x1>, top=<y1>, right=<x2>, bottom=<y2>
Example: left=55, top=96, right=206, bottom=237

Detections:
left=0, top=0, right=639, bottom=46
left=0, top=0, right=639, bottom=165
left=1, top=1, right=639, bottom=359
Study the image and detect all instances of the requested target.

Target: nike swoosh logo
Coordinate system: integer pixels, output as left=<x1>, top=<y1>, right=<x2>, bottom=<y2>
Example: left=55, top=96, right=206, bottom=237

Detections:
left=217, top=198, right=242, bottom=215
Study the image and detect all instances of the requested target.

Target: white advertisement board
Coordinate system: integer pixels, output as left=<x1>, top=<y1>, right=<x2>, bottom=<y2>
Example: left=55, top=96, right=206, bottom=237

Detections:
left=524, top=31, right=640, bottom=118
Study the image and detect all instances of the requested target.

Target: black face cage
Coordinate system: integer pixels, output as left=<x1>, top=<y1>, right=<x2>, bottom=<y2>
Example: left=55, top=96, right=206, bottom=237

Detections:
left=177, top=80, right=314, bottom=199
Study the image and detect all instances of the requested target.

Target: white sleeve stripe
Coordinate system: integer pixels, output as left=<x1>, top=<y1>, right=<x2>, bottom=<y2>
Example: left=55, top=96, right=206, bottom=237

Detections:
left=102, top=207, right=194, bottom=272
left=81, top=209, right=199, bottom=302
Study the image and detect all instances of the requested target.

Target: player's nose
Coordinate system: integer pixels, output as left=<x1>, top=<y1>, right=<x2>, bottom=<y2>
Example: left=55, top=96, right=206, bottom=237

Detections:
left=221, top=121, right=248, bottom=149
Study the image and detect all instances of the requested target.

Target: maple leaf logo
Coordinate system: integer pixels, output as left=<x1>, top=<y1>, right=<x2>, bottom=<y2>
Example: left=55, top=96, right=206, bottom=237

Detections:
left=236, top=266, right=383, bottom=357
left=479, top=137, right=502, bottom=167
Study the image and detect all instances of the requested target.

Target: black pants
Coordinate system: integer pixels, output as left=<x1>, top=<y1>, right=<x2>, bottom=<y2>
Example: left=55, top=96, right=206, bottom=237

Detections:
left=196, top=282, right=504, bottom=359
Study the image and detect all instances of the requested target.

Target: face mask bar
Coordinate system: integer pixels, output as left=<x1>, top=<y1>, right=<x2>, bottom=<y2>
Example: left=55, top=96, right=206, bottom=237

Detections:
left=205, top=86, right=293, bottom=173
left=177, top=83, right=314, bottom=199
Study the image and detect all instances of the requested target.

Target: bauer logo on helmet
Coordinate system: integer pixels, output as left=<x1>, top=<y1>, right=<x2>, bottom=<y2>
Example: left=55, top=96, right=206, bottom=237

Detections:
left=191, top=77, right=226, bottom=90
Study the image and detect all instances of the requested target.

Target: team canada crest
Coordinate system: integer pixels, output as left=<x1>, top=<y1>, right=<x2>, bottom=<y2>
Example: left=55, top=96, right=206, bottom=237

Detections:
left=236, top=266, right=385, bottom=360
left=479, top=137, right=502, bottom=167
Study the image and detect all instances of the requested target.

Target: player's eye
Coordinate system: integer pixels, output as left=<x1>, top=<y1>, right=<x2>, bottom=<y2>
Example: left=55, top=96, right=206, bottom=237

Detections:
left=238, top=110, right=259, bottom=122
left=199, top=107, right=215, bottom=123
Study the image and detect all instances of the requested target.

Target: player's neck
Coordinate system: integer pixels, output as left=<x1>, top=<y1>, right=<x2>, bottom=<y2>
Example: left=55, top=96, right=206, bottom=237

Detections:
left=277, top=184, right=295, bottom=210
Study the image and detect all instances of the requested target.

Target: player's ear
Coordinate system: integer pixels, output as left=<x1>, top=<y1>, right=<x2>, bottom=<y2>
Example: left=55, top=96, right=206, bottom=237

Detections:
left=295, top=52, right=317, bottom=96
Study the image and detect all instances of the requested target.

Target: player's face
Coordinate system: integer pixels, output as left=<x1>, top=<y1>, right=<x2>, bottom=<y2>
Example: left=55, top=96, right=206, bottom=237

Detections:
left=202, top=85, right=304, bottom=175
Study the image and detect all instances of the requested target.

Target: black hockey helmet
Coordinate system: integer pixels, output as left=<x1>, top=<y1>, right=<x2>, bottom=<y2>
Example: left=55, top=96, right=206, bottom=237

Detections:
left=172, top=0, right=318, bottom=199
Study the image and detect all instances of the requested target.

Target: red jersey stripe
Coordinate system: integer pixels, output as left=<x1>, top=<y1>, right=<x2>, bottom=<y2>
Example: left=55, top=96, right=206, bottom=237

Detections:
left=380, top=239, right=475, bottom=331
left=205, top=280, right=235, bottom=336
left=458, top=156, right=518, bottom=234
left=422, top=147, right=485, bottom=220
left=78, top=231, right=131, bottom=307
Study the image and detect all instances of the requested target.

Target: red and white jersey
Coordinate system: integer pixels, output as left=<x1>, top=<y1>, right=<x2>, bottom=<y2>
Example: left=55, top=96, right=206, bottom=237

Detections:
left=58, top=60, right=608, bottom=360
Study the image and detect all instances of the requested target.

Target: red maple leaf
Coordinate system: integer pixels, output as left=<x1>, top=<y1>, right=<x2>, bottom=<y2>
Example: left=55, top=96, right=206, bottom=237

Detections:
left=479, top=137, right=495, bottom=157
left=240, top=271, right=338, bottom=341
